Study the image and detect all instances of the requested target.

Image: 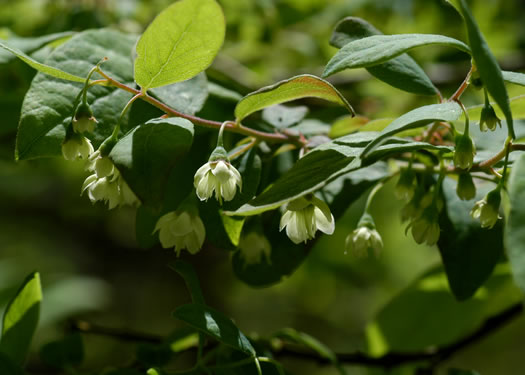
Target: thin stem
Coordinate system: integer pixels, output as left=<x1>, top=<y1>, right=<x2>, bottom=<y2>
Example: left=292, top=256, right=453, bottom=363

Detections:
left=95, top=68, right=304, bottom=147
left=258, top=357, right=286, bottom=375
left=455, top=99, right=469, bottom=136
left=254, top=357, right=263, bottom=375
left=364, top=182, right=384, bottom=213
left=449, top=65, right=474, bottom=102
left=499, top=136, right=513, bottom=187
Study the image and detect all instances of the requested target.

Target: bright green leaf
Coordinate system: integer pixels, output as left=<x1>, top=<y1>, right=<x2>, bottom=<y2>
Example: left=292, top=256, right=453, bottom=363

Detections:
left=502, top=71, right=525, bottom=87
left=452, top=0, right=514, bottom=138
left=324, top=34, right=470, bottom=78
left=505, top=153, right=525, bottom=294
left=16, top=29, right=137, bottom=160
left=170, top=261, right=205, bottom=305
left=234, top=74, right=354, bottom=122
left=438, top=179, right=503, bottom=300
left=330, top=17, right=438, bottom=96
left=221, top=215, right=245, bottom=247
left=0, top=31, right=73, bottom=64
left=173, top=303, right=256, bottom=356
left=360, top=101, right=462, bottom=158
left=0, top=39, right=86, bottom=83
left=0, top=272, right=42, bottom=365
left=109, top=117, right=194, bottom=209
left=134, top=0, right=225, bottom=90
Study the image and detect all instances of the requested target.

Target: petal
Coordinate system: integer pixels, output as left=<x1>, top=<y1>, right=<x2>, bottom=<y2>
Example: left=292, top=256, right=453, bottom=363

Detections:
left=158, top=227, right=177, bottom=249
left=169, top=211, right=193, bottom=236
left=221, top=176, right=238, bottom=201
left=314, top=206, right=335, bottom=235
left=212, top=161, right=232, bottom=183
left=194, top=163, right=212, bottom=187
left=196, top=172, right=216, bottom=201
left=279, top=211, right=293, bottom=231
left=192, top=216, right=206, bottom=247
left=285, top=212, right=307, bottom=244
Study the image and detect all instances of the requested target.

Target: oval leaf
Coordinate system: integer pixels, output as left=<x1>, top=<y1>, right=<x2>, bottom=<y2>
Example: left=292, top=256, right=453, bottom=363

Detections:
left=109, top=117, right=194, bottom=209
left=0, top=272, right=42, bottom=365
left=503, top=71, right=525, bottom=87
left=323, top=34, right=470, bottom=77
left=452, top=0, right=514, bottom=138
left=134, top=0, right=225, bottom=90
left=15, top=29, right=137, bottom=160
left=150, top=73, right=209, bottom=115
left=234, top=74, right=354, bottom=122
left=360, top=101, right=462, bottom=158
left=330, top=17, right=438, bottom=96
left=173, top=303, right=255, bottom=356
left=505, top=153, right=525, bottom=294
left=0, top=31, right=73, bottom=64
left=170, top=261, right=205, bottom=305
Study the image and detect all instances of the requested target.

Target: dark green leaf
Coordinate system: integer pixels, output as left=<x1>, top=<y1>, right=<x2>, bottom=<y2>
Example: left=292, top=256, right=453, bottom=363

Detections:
left=173, top=303, right=255, bottom=356
left=262, top=104, right=309, bottom=128
left=505, top=153, right=525, bottom=294
left=360, top=101, right=462, bottom=157
left=234, top=74, right=354, bottom=122
left=330, top=17, right=438, bottom=96
left=452, top=0, right=514, bottom=138
left=324, top=34, right=470, bottom=77
left=40, top=334, right=83, bottom=369
left=0, top=272, right=42, bottom=365
left=134, top=0, right=225, bottom=90
left=16, top=29, right=137, bottom=160
left=438, top=179, right=503, bottom=300
left=170, top=261, right=205, bottom=305
left=0, top=352, right=24, bottom=375
left=136, top=343, right=172, bottom=368
left=274, top=328, right=336, bottom=362
left=150, top=73, right=209, bottom=115
left=110, top=117, right=194, bottom=209
left=448, top=369, right=481, bottom=375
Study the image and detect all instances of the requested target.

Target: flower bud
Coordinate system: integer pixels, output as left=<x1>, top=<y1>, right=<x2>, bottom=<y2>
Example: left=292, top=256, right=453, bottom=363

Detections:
left=454, top=133, right=475, bottom=170
left=62, top=133, right=94, bottom=161
left=280, top=195, right=335, bottom=244
left=395, top=168, right=416, bottom=201
left=153, top=209, right=206, bottom=256
left=238, top=231, right=272, bottom=266
left=456, top=173, right=476, bottom=201
left=345, top=216, right=383, bottom=258
left=72, top=102, right=98, bottom=134
left=479, top=104, right=501, bottom=132
left=470, top=188, right=501, bottom=228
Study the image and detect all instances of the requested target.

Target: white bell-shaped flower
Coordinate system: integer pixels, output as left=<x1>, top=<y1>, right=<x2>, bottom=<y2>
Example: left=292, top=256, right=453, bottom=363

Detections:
left=279, top=195, right=335, bottom=244
left=62, top=134, right=94, bottom=161
left=194, top=159, right=242, bottom=204
left=153, top=210, right=206, bottom=256
left=238, top=231, right=272, bottom=266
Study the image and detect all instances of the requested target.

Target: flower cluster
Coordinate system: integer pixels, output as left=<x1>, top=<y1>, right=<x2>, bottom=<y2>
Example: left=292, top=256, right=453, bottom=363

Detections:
left=62, top=102, right=97, bottom=161
left=279, top=195, right=335, bottom=244
left=82, top=151, right=140, bottom=209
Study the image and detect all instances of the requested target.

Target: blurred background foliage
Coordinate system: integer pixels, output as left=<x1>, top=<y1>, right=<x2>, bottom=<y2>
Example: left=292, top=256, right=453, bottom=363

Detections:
left=0, top=0, right=524, bottom=374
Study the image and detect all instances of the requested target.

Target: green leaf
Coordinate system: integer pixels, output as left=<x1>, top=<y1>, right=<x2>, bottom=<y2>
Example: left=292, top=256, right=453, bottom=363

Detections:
left=330, top=17, right=438, bottom=96
left=0, top=272, right=42, bottom=365
left=324, top=34, right=470, bottom=78
left=40, top=334, right=83, bottom=369
left=360, top=101, right=462, bottom=158
left=134, top=0, right=225, bottom=90
left=0, top=352, right=25, bottom=375
left=16, top=29, right=137, bottom=160
left=234, top=74, right=354, bottom=122
left=170, top=261, right=205, bottom=305
left=0, top=31, right=73, bottom=64
left=466, top=95, right=525, bottom=122
left=438, top=179, right=503, bottom=300
left=173, top=303, right=256, bottom=356
left=452, top=0, right=514, bottom=138
left=150, top=73, right=209, bottom=115
left=262, top=104, right=309, bottom=128
left=109, top=117, right=194, bottom=209
left=503, top=71, right=525, bottom=87
left=505, top=153, right=525, bottom=294
left=223, top=148, right=262, bottom=211
left=0, top=39, right=86, bottom=83
left=366, top=265, right=521, bottom=355
left=221, top=215, right=245, bottom=247
left=274, top=328, right=336, bottom=362
left=226, top=133, right=450, bottom=216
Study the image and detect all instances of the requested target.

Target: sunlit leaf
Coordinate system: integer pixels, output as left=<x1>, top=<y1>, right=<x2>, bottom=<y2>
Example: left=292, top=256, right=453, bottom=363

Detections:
left=234, top=74, right=354, bottom=122
left=134, top=0, right=225, bottom=90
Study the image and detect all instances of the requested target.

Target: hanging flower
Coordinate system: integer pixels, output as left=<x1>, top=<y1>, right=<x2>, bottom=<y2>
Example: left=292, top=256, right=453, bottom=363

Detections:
left=62, top=133, right=94, bottom=161
left=456, top=173, right=476, bottom=201
left=153, top=210, right=205, bottom=256
left=409, top=204, right=441, bottom=246
left=238, top=231, right=272, bottom=266
left=453, top=132, right=476, bottom=170
left=395, top=168, right=417, bottom=201
left=279, top=195, right=335, bottom=244
left=72, top=102, right=98, bottom=134
left=470, top=188, right=501, bottom=228
left=194, top=147, right=242, bottom=204
left=479, top=103, right=501, bottom=132
left=346, top=226, right=383, bottom=258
